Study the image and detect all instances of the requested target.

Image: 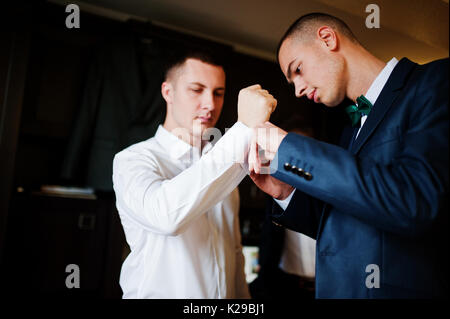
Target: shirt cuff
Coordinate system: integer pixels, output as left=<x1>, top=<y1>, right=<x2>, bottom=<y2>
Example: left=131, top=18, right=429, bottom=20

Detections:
left=273, top=188, right=295, bottom=210
left=229, top=122, right=252, bottom=164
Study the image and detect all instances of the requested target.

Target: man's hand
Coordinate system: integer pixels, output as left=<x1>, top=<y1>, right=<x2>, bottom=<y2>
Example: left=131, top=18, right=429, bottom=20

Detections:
left=248, top=121, right=293, bottom=200
left=249, top=171, right=294, bottom=200
left=238, top=84, right=277, bottom=127
left=250, top=121, right=288, bottom=166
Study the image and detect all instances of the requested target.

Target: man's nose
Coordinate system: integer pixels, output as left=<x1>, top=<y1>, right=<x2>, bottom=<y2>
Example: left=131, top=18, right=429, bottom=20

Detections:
left=201, top=91, right=215, bottom=110
left=295, top=79, right=307, bottom=98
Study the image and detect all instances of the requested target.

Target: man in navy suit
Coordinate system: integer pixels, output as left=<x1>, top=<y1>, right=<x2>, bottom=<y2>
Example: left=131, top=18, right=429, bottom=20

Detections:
left=248, top=13, right=448, bottom=298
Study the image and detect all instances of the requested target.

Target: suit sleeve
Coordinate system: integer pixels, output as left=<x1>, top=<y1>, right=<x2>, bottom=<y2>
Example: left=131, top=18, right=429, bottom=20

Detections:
left=270, top=71, right=448, bottom=238
left=257, top=196, right=285, bottom=273
left=271, top=189, right=324, bottom=239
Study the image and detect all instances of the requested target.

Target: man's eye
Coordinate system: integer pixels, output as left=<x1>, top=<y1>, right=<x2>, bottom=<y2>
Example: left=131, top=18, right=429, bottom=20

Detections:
left=191, top=88, right=202, bottom=93
left=214, top=91, right=224, bottom=97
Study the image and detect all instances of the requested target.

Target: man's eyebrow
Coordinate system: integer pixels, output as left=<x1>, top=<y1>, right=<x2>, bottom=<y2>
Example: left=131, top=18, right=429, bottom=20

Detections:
left=189, top=82, right=225, bottom=90
left=189, top=82, right=206, bottom=87
left=286, top=60, right=295, bottom=84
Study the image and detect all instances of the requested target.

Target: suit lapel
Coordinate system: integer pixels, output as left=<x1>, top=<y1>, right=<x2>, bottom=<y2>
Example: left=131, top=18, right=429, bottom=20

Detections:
left=351, top=58, right=417, bottom=154
left=317, top=58, right=417, bottom=240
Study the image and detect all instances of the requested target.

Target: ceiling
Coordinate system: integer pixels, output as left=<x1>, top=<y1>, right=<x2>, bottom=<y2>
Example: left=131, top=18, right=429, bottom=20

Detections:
left=51, top=0, right=448, bottom=63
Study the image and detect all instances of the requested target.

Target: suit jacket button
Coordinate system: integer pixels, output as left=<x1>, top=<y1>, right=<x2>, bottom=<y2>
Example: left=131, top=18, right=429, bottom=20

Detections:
left=304, top=172, right=313, bottom=181
left=283, top=163, right=292, bottom=171
left=291, top=166, right=297, bottom=173
left=296, top=168, right=304, bottom=177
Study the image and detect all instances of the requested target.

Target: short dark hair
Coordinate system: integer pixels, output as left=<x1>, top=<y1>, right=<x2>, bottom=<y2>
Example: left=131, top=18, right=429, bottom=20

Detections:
left=277, top=13, right=359, bottom=60
left=163, top=46, right=225, bottom=81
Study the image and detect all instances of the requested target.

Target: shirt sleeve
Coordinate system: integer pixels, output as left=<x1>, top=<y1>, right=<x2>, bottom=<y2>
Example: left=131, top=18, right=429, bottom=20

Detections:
left=112, top=122, right=252, bottom=236
left=231, top=189, right=251, bottom=298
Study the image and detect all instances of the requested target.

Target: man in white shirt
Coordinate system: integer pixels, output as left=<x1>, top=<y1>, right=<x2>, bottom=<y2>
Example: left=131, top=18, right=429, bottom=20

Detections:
left=112, top=48, right=277, bottom=298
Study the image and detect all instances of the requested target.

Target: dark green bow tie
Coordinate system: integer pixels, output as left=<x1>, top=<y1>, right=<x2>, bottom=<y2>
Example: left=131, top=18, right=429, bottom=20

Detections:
left=345, top=95, right=373, bottom=127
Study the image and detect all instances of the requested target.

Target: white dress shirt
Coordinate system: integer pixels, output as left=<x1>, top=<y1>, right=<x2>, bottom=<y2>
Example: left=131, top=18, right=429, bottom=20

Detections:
left=112, top=122, right=252, bottom=299
left=272, top=58, right=399, bottom=277
left=356, top=57, right=399, bottom=139
left=279, top=229, right=316, bottom=279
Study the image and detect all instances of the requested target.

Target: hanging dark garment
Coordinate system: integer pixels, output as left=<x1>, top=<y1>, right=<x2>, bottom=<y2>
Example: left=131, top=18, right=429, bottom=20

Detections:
left=60, top=32, right=167, bottom=191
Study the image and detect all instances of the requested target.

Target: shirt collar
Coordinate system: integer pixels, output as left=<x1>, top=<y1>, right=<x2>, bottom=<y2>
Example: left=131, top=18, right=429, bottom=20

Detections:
left=363, top=57, right=399, bottom=106
left=154, top=125, right=213, bottom=160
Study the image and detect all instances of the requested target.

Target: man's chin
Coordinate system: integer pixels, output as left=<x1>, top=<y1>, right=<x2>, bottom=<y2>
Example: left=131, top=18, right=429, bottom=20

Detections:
left=191, top=119, right=218, bottom=137
left=201, top=122, right=218, bottom=131
left=322, top=97, right=344, bottom=107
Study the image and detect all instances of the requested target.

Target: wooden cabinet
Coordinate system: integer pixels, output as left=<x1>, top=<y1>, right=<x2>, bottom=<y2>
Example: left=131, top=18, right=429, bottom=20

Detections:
left=3, top=191, right=125, bottom=298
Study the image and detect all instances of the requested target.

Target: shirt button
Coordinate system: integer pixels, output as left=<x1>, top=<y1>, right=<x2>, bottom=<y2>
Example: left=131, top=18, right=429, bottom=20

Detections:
left=303, top=172, right=313, bottom=181
left=283, top=163, right=292, bottom=171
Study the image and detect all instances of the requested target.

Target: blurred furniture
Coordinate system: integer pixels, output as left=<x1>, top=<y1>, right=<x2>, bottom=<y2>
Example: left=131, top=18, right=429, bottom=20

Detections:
left=3, top=189, right=125, bottom=298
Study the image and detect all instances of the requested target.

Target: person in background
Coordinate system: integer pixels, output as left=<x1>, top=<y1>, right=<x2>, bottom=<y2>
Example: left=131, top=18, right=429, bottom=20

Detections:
left=250, top=115, right=316, bottom=300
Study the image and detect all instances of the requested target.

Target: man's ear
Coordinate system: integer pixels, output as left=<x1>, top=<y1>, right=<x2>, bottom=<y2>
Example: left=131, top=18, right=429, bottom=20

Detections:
left=317, top=26, right=338, bottom=51
left=161, top=81, right=173, bottom=104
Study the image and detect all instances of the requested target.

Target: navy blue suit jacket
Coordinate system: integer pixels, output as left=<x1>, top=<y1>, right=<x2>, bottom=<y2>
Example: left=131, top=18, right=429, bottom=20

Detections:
left=270, top=57, right=449, bottom=298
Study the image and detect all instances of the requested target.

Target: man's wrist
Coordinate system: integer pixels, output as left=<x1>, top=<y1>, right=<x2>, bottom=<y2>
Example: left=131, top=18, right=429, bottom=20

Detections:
left=275, top=186, right=294, bottom=200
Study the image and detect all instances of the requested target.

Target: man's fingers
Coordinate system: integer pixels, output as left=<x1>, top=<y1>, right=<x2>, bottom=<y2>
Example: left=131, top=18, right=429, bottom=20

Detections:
left=249, top=128, right=263, bottom=175
left=271, top=98, right=277, bottom=112
left=247, top=84, right=261, bottom=90
left=249, top=143, right=259, bottom=174
left=254, top=141, right=262, bottom=174
left=249, top=170, right=258, bottom=181
left=249, top=129, right=257, bottom=173
left=237, top=83, right=277, bottom=128
left=249, top=146, right=254, bottom=173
